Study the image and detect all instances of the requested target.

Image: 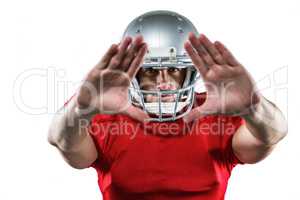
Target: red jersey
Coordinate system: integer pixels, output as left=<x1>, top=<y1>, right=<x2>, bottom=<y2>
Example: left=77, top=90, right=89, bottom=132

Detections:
left=87, top=93, right=245, bottom=200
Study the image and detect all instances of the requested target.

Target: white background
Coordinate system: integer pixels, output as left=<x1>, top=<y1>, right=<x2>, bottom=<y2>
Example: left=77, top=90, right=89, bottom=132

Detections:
left=0, top=0, right=299, bottom=199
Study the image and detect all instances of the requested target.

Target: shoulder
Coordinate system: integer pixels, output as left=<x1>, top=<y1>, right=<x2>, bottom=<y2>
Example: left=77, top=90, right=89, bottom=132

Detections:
left=88, top=113, right=138, bottom=136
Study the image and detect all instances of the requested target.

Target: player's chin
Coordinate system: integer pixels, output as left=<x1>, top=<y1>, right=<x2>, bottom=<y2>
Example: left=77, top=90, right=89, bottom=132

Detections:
left=145, top=94, right=176, bottom=103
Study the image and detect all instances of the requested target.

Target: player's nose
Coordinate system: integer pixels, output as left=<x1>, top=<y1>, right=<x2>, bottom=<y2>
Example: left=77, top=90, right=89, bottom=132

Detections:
left=157, top=69, right=169, bottom=84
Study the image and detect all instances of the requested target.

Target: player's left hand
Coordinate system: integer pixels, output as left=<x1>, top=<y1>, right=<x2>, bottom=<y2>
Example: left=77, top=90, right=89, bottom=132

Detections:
left=183, top=33, right=261, bottom=122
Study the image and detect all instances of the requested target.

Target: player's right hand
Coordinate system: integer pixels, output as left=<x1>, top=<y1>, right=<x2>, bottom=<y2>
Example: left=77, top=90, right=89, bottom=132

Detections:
left=75, top=36, right=149, bottom=121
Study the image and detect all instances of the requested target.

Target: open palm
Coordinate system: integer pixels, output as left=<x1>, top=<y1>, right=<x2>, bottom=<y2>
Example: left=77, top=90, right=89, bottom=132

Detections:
left=76, top=36, right=149, bottom=121
left=184, top=33, right=260, bottom=122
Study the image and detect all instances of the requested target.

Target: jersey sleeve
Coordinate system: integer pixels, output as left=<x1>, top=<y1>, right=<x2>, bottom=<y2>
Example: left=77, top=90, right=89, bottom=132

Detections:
left=203, top=115, right=245, bottom=172
left=220, top=116, right=246, bottom=170
left=87, top=114, right=112, bottom=172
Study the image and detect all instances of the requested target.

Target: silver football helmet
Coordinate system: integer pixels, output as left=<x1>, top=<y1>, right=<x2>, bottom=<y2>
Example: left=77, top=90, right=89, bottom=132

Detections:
left=122, top=10, right=200, bottom=122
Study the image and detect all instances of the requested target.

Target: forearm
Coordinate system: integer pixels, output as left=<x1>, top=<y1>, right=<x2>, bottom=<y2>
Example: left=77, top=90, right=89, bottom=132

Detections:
left=48, top=94, right=97, bottom=152
left=242, top=96, right=288, bottom=146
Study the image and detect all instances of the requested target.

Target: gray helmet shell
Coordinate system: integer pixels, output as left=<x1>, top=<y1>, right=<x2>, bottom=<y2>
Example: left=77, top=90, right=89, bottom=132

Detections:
left=123, top=10, right=199, bottom=67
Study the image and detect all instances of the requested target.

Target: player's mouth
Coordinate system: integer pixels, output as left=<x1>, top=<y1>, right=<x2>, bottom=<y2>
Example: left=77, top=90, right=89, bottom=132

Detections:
left=145, top=93, right=176, bottom=102
left=141, top=83, right=179, bottom=102
left=160, top=94, right=176, bottom=102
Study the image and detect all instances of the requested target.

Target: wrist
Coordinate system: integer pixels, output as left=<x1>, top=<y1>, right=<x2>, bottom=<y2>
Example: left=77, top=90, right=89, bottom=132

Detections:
left=241, top=94, right=264, bottom=123
left=74, top=105, right=99, bottom=120
left=62, top=95, right=98, bottom=126
left=67, top=93, right=99, bottom=120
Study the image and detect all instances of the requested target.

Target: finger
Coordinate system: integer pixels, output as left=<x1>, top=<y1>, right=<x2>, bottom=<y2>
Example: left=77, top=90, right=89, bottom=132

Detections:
left=199, top=34, right=226, bottom=65
left=214, top=41, right=240, bottom=66
left=183, top=105, right=214, bottom=123
left=188, top=32, right=215, bottom=66
left=184, top=41, right=208, bottom=76
left=120, top=35, right=144, bottom=70
left=123, top=105, right=150, bottom=122
left=108, top=37, right=132, bottom=69
left=127, top=44, right=148, bottom=79
left=95, top=44, right=119, bottom=69
left=183, top=107, right=207, bottom=123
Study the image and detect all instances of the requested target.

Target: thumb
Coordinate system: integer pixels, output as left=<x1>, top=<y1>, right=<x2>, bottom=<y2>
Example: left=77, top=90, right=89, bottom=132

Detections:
left=183, top=103, right=217, bottom=123
left=123, top=105, right=150, bottom=122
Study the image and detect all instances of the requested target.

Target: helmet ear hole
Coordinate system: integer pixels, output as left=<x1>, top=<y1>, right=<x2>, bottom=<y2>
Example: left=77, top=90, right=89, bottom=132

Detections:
left=179, top=68, right=188, bottom=88
left=135, top=68, right=142, bottom=83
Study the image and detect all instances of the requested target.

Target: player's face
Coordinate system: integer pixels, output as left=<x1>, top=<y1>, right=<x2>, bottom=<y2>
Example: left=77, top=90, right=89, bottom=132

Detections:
left=137, top=68, right=187, bottom=102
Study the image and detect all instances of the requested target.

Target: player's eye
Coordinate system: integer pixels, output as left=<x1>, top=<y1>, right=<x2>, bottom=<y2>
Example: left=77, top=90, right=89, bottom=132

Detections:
left=144, top=68, right=158, bottom=75
left=168, top=67, right=180, bottom=73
